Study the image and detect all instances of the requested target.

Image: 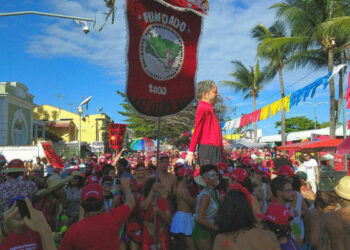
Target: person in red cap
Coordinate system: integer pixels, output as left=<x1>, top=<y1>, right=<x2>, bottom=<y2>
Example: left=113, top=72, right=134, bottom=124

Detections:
left=257, top=203, right=298, bottom=249
left=274, top=166, right=307, bottom=245
left=213, top=190, right=280, bottom=250
left=185, top=80, right=222, bottom=167
left=224, top=168, right=261, bottom=216
left=60, top=178, right=135, bottom=250
left=170, top=164, right=196, bottom=250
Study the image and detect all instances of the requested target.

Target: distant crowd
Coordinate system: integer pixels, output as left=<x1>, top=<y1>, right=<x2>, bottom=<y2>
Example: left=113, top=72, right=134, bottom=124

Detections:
left=0, top=146, right=349, bottom=250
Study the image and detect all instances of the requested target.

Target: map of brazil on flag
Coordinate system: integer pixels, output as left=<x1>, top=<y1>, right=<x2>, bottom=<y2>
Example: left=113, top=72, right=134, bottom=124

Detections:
left=126, top=0, right=202, bottom=117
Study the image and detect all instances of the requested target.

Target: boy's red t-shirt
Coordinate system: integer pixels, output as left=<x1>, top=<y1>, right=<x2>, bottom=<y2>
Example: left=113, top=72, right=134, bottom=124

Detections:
left=0, top=229, right=42, bottom=250
left=60, top=204, right=130, bottom=250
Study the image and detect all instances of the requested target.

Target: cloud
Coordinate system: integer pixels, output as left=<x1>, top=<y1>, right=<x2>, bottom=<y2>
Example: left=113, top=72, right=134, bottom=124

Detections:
left=27, top=0, right=279, bottom=83
left=27, top=0, right=128, bottom=77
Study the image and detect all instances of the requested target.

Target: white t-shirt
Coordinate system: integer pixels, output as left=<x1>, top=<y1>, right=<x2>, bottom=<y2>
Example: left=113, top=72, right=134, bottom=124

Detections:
left=298, top=159, right=318, bottom=180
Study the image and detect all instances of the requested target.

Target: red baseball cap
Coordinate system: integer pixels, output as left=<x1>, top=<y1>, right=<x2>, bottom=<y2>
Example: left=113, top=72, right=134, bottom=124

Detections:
left=231, top=168, right=248, bottom=183
left=242, top=157, right=253, bottom=167
left=105, top=153, right=112, bottom=159
left=217, top=162, right=228, bottom=174
left=98, top=157, right=107, bottom=165
left=177, top=167, right=192, bottom=177
left=256, top=203, right=293, bottom=225
left=81, top=183, right=103, bottom=204
left=265, top=151, right=271, bottom=156
left=85, top=175, right=99, bottom=184
left=273, top=165, right=295, bottom=177
left=127, top=222, right=142, bottom=242
left=252, top=164, right=265, bottom=173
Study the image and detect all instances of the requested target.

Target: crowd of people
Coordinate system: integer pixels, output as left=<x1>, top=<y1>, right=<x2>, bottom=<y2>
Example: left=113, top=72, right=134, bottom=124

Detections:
left=0, top=146, right=349, bottom=250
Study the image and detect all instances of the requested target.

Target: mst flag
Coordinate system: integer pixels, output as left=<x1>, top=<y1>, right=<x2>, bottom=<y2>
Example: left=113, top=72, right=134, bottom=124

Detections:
left=126, top=0, right=202, bottom=117
left=109, top=123, right=127, bottom=151
left=41, top=142, right=64, bottom=169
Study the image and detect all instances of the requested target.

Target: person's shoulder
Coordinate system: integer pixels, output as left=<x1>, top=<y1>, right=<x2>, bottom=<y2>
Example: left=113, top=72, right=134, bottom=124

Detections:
left=321, top=211, right=337, bottom=226
left=111, top=204, right=131, bottom=216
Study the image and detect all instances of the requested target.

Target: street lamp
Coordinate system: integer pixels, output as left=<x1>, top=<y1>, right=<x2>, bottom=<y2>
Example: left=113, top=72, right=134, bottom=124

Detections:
left=302, top=102, right=329, bottom=130
left=77, top=106, right=83, bottom=158
left=77, top=96, right=92, bottom=158
left=0, top=11, right=95, bottom=33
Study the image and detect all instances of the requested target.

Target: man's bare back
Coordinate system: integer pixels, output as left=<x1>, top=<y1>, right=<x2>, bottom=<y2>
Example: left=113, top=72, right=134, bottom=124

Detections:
left=213, top=228, right=280, bottom=250
left=320, top=207, right=350, bottom=250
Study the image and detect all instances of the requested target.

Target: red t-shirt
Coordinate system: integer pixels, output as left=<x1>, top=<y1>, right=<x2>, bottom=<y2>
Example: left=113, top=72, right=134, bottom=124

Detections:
left=0, top=229, right=42, bottom=250
left=60, top=204, right=131, bottom=250
left=189, top=101, right=222, bottom=152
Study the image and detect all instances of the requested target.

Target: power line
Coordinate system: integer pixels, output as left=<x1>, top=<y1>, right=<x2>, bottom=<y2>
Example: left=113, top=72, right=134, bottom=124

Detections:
left=262, top=68, right=318, bottom=101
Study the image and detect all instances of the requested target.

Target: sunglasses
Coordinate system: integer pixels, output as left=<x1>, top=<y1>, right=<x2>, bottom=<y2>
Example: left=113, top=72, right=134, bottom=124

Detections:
left=102, top=182, right=112, bottom=187
left=205, top=171, right=217, bottom=179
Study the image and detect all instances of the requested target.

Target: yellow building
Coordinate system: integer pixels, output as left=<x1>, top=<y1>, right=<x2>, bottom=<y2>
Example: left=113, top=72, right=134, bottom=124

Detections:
left=34, top=104, right=112, bottom=145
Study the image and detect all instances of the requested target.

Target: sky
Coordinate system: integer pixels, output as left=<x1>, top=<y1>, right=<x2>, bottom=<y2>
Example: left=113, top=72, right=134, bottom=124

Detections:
left=0, top=0, right=345, bottom=136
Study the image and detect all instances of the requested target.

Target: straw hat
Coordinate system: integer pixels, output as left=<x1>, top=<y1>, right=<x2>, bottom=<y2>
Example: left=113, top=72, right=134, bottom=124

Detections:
left=2, top=159, right=27, bottom=173
left=335, top=176, right=350, bottom=200
left=36, top=171, right=79, bottom=197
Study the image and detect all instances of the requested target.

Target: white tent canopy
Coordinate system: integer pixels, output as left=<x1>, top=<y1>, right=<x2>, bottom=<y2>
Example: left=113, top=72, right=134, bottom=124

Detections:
left=258, top=126, right=350, bottom=143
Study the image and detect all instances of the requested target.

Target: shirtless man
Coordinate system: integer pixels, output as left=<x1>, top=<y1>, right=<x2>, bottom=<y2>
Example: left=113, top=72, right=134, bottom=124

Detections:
left=170, top=166, right=196, bottom=250
left=319, top=176, right=350, bottom=250
left=304, top=191, right=339, bottom=249
left=158, top=155, right=177, bottom=196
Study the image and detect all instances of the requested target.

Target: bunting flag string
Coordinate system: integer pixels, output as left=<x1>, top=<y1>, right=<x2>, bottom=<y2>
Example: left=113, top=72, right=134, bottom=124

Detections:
left=223, top=70, right=335, bottom=130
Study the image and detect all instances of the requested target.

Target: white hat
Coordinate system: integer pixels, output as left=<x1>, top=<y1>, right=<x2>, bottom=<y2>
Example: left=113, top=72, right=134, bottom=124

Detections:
left=176, top=158, right=185, bottom=165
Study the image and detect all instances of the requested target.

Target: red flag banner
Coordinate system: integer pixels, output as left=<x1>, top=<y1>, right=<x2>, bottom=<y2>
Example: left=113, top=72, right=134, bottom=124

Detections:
left=41, top=142, right=64, bottom=169
left=153, top=0, right=209, bottom=16
left=109, top=123, right=128, bottom=151
left=126, top=0, right=202, bottom=117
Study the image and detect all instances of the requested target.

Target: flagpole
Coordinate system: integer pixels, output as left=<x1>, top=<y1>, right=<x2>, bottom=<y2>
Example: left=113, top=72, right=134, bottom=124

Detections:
left=153, top=117, right=161, bottom=245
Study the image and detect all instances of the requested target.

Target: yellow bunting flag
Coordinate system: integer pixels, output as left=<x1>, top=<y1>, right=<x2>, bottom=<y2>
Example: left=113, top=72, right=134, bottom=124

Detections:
left=282, top=94, right=291, bottom=112
left=259, top=105, right=271, bottom=121
left=270, top=99, right=282, bottom=117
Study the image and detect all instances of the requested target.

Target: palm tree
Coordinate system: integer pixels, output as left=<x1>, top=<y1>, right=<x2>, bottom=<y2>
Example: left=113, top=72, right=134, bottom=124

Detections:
left=270, top=0, right=350, bottom=138
left=251, top=20, right=295, bottom=145
left=221, top=61, right=270, bottom=142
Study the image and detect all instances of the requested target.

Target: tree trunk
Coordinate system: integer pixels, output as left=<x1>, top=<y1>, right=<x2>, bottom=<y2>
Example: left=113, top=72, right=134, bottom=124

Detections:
left=279, top=66, right=286, bottom=145
left=328, top=48, right=335, bottom=138
left=253, top=95, right=257, bottom=143
left=335, top=70, right=343, bottom=125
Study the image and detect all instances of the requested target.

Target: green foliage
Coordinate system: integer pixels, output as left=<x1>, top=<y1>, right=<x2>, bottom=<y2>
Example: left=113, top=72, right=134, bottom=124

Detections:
left=275, top=116, right=331, bottom=133
left=33, top=106, right=50, bottom=120
left=51, top=110, right=59, bottom=121
left=221, top=60, right=270, bottom=100
left=116, top=91, right=228, bottom=140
